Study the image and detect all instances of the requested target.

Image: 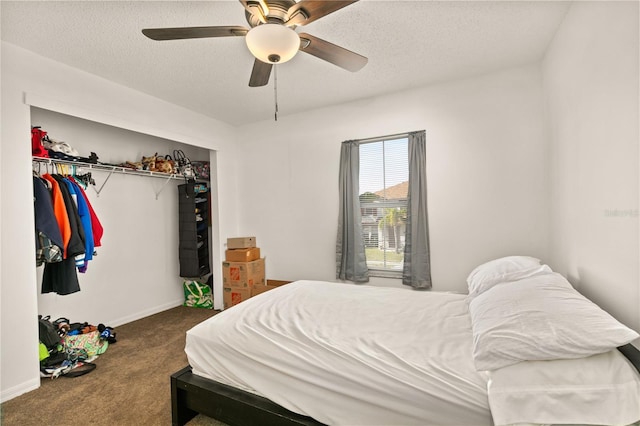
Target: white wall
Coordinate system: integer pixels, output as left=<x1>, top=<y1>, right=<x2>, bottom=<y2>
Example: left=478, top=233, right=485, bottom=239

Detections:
left=543, top=1, right=639, bottom=334
left=0, top=41, right=239, bottom=402
left=236, top=65, right=550, bottom=292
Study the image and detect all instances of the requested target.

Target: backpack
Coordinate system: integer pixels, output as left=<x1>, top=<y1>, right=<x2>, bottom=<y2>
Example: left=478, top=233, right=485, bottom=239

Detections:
left=31, top=127, right=49, bottom=158
left=38, top=315, right=61, bottom=350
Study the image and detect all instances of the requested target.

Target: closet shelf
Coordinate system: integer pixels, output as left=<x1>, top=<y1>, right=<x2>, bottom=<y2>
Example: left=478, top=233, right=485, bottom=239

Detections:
left=32, top=156, right=188, bottom=180
left=33, top=156, right=195, bottom=199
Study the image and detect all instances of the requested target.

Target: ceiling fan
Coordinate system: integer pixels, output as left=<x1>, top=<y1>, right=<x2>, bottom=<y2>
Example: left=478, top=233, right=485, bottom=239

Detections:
left=142, top=0, right=368, bottom=87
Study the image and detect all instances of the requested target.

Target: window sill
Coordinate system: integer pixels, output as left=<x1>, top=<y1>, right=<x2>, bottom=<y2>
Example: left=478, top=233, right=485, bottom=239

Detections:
left=368, top=269, right=402, bottom=279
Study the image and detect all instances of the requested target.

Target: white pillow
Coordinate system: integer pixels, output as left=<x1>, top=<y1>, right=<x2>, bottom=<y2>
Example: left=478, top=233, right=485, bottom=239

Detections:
left=469, top=272, right=639, bottom=371
left=466, top=256, right=550, bottom=298
left=487, top=349, right=640, bottom=426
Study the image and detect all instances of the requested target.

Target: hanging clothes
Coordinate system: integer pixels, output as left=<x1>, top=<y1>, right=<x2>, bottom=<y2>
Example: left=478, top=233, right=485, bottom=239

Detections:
left=42, top=254, right=81, bottom=295
left=69, top=176, right=103, bottom=248
left=33, top=156, right=105, bottom=295
left=61, top=178, right=88, bottom=268
left=65, top=178, right=94, bottom=272
left=33, top=176, right=63, bottom=265
left=51, top=174, right=85, bottom=258
left=68, top=177, right=101, bottom=273
left=41, top=173, right=71, bottom=258
left=42, top=174, right=86, bottom=296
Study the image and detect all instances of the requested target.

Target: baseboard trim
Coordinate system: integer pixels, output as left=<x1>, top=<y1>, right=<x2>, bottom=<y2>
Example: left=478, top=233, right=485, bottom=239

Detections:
left=1, top=378, right=40, bottom=403
left=107, top=298, right=184, bottom=328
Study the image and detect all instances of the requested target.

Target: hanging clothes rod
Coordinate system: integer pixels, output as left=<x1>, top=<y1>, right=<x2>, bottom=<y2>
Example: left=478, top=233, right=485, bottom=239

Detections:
left=32, top=156, right=189, bottom=199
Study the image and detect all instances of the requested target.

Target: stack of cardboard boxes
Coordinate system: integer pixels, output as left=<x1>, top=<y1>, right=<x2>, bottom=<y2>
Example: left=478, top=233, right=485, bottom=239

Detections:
left=222, top=237, right=292, bottom=308
left=222, top=237, right=265, bottom=308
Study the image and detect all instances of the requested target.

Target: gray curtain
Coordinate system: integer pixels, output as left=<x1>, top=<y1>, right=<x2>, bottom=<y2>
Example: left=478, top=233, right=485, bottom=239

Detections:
left=336, top=140, right=369, bottom=283
left=402, top=131, right=432, bottom=289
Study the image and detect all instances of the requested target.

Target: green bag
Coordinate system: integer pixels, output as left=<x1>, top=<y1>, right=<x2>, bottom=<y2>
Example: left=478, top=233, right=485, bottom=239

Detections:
left=183, top=280, right=213, bottom=309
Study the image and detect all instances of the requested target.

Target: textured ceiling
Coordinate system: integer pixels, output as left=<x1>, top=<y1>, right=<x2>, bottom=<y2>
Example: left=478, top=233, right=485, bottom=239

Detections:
left=1, top=1, right=571, bottom=126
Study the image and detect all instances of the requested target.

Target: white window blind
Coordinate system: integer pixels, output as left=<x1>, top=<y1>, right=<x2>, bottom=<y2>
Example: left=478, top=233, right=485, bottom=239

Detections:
left=359, top=136, right=409, bottom=276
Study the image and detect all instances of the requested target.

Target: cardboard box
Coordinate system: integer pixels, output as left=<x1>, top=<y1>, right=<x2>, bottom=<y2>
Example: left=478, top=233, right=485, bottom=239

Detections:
left=251, top=279, right=291, bottom=297
left=222, top=258, right=265, bottom=289
left=225, top=247, right=261, bottom=262
left=223, top=287, right=252, bottom=309
left=227, top=237, right=256, bottom=249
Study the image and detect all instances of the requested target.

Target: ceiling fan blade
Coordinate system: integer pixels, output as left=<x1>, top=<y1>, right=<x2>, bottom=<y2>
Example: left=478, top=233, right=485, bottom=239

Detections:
left=142, top=26, right=248, bottom=41
left=249, top=59, right=273, bottom=87
left=286, top=0, right=358, bottom=26
left=298, top=33, right=367, bottom=72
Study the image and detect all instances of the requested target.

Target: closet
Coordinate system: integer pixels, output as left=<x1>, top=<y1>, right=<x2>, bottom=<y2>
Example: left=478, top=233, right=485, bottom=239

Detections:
left=30, top=107, right=214, bottom=326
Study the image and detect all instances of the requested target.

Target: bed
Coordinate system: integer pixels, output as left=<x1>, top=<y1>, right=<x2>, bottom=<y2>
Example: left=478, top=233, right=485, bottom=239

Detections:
left=173, top=257, right=640, bottom=426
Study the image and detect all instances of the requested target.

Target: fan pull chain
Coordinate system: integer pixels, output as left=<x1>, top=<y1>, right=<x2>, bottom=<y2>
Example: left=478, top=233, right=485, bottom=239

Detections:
left=273, top=64, right=279, bottom=122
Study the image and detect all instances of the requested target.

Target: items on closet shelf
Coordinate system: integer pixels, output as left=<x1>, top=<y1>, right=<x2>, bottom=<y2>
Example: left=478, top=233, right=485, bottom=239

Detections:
left=174, top=149, right=195, bottom=180
left=32, top=126, right=208, bottom=185
left=115, top=150, right=196, bottom=178
left=31, top=127, right=49, bottom=158
left=119, top=152, right=178, bottom=173
left=191, top=161, right=210, bottom=180
left=32, top=125, right=99, bottom=164
left=33, top=166, right=104, bottom=295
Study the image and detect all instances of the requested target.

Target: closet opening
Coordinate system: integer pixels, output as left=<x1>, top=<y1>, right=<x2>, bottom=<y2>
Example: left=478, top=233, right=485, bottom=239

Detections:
left=30, top=107, right=216, bottom=345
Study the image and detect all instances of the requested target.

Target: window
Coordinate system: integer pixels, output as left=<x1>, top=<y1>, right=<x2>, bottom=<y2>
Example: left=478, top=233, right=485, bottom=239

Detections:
left=337, top=130, right=430, bottom=287
left=359, top=137, right=409, bottom=277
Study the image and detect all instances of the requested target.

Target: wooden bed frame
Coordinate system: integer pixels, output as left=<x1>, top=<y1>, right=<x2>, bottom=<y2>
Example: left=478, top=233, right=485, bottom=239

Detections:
left=171, top=344, right=640, bottom=426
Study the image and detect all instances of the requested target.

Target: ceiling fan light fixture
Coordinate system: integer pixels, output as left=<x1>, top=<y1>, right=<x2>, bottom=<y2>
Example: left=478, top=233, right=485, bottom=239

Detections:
left=246, top=23, right=300, bottom=64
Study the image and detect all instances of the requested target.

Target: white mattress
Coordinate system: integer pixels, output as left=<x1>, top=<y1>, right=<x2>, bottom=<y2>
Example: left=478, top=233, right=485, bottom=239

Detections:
left=185, top=280, right=492, bottom=425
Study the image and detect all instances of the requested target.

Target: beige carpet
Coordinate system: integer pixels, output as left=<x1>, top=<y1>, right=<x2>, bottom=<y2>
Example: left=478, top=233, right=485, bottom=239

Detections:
left=1, top=305, right=228, bottom=426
